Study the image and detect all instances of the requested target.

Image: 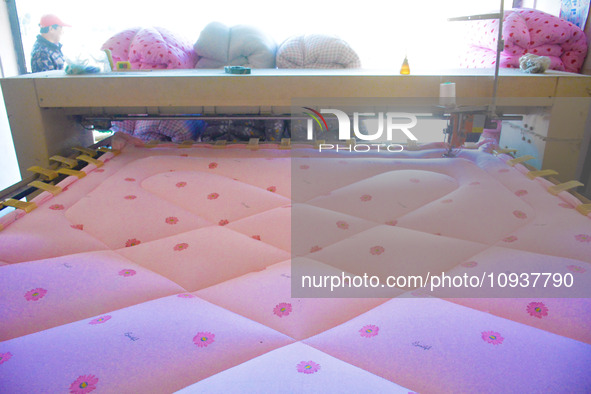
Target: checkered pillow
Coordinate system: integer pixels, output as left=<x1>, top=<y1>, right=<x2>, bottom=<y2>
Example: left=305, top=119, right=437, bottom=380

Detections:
left=276, top=34, right=361, bottom=69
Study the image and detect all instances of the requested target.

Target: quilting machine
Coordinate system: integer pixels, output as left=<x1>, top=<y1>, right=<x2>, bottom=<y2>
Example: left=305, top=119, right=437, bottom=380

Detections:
left=1, top=68, right=591, bottom=199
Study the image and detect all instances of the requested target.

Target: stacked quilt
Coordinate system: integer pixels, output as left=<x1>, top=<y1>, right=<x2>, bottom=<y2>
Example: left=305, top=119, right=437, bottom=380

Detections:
left=276, top=34, right=361, bottom=69
left=194, top=22, right=277, bottom=69
left=459, top=8, right=588, bottom=73
left=0, top=133, right=589, bottom=392
left=101, top=27, right=197, bottom=70
left=110, top=119, right=206, bottom=144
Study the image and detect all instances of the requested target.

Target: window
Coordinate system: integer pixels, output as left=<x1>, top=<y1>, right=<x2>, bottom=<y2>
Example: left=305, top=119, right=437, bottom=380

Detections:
left=16, top=0, right=512, bottom=71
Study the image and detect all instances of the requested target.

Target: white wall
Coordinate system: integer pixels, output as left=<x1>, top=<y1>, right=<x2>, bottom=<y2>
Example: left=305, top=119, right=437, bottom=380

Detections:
left=0, top=1, right=22, bottom=191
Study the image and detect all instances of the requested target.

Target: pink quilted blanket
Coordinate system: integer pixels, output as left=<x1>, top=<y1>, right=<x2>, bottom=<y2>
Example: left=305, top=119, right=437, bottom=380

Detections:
left=101, top=27, right=197, bottom=69
left=460, top=8, right=588, bottom=73
left=0, top=134, right=590, bottom=392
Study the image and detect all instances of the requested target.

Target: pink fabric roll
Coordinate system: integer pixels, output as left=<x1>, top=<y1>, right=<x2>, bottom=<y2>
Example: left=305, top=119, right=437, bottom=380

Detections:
left=101, top=27, right=197, bottom=69
left=459, top=8, right=587, bottom=73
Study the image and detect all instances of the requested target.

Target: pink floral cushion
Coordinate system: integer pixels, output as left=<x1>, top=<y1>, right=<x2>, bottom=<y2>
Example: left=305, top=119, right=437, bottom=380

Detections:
left=101, top=27, right=197, bottom=69
left=459, top=8, right=587, bottom=73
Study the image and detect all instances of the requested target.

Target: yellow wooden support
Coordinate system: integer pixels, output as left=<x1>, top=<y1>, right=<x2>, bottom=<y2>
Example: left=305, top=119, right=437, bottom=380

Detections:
left=506, top=155, right=535, bottom=167
left=279, top=138, right=291, bottom=149
left=576, top=204, right=591, bottom=216
left=493, top=148, right=517, bottom=155
left=526, top=169, right=558, bottom=180
left=49, top=155, right=78, bottom=168
left=27, top=166, right=58, bottom=180
left=28, top=180, right=62, bottom=196
left=57, top=168, right=86, bottom=179
left=77, top=155, right=104, bottom=168
left=2, top=198, right=37, bottom=213
left=72, top=146, right=97, bottom=157
left=548, top=180, right=584, bottom=196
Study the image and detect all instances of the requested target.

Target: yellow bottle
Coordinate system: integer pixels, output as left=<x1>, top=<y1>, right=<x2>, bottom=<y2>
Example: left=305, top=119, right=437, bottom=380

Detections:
left=400, top=56, right=410, bottom=75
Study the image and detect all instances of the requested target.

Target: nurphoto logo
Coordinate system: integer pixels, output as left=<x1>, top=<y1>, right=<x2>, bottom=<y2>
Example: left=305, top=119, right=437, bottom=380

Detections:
left=303, top=108, right=418, bottom=152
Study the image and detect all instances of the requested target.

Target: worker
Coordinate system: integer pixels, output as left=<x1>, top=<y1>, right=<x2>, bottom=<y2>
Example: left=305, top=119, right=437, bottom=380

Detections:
left=31, top=14, right=70, bottom=73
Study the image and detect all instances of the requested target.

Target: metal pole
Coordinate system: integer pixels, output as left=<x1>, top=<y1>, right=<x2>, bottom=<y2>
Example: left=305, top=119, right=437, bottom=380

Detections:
left=490, top=0, right=505, bottom=117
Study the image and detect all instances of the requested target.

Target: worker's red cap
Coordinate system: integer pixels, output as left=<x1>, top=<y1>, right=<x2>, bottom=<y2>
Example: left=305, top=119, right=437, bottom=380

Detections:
left=39, top=14, right=71, bottom=28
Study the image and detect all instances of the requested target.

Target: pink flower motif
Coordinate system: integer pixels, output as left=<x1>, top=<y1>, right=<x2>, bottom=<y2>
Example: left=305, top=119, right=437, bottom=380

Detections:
left=267, top=186, right=277, bottom=192
left=24, top=288, right=47, bottom=301
left=118, top=269, right=136, bottom=277
left=124, top=195, right=137, bottom=200
left=481, top=331, right=504, bottom=345
left=0, top=352, right=12, bottom=365
left=513, top=210, right=527, bottom=219
left=409, top=178, right=420, bottom=183
left=502, top=235, right=518, bottom=243
left=360, top=194, right=372, bottom=202
left=385, top=220, right=398, bottom=226
left=173, top=243, right=189, bottom=251
left=176, top=181, right=187, bottom=188
left=575, top=234, right=591, bottom=243
left=193, top=331, right=215, bottom=348
left=218, top=219, right=229, bottom=226
left=461, top=261, right=478, bottom=268
left=526, top=302, right=549, bottom=319
left=49, top=204, right=64, bottom=210
left=273, top=302, right=292, bottom=317
left=208, top=162, right=218, bottom=169
left=177, top=293, right=195, bottom=298
left=370, top=246, right=385, bottom=256
left=125, top=238, right=141, bottom=247
left=207, top=193, right=219, bottom=200
left=567, top=265, right=586, bottom=274
left=515, top=189, right=528, bottom=196
left=359, top=324, right=379, bottom=338
left=309, top=245, right=322, bottom=253
left=89, top=315, right=111, bottom=325
left=94, top=169, right=105, bottom=173
left=252, top=235, right=261, bottom=241
left=69, top=374, right=99, bottom=394
left=124, top=177, right=136, bottom=182
left=558, top=202, right=574, bottom=209
left=300, top=165, right=310, bottom=170
left=71, top=224, right=84, bottom=230
left=296, top=360, right=320, bottom=374
left=336, top=221, right=349, bottom=230
left=165, top=216, right=179, bottom=225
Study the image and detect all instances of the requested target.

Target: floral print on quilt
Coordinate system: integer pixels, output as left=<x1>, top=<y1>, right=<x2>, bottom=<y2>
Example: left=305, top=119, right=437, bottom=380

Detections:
left=101, top=26, right=197, bottom=69
left=0, top=134, right=590, bottom=393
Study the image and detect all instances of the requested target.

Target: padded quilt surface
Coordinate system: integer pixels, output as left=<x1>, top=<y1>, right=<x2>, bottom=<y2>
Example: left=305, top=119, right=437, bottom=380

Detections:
left=0, top=134, right=590, bottom=393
